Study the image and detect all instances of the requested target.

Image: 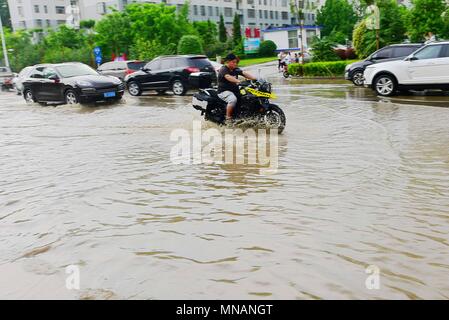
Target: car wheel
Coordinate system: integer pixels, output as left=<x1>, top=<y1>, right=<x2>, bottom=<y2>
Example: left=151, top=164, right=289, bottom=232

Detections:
left=171, top=80, right=186, bottom=96
left=128, top=81, right=142, bottom=96
left=24, top=89, right=36, bottom=104
left=374, top=75, right=397, bottom=97
left=65, top=90, right=79, bottom=105
left=351, top=70, right=364, bottom=86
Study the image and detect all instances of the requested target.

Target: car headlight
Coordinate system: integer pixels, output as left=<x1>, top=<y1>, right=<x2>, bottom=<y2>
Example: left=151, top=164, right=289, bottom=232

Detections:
left=76, top=80, right=91, bottom=87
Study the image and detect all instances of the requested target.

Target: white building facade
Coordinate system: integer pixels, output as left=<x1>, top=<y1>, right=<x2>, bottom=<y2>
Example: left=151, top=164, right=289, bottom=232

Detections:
left=7, top=0, right=324, bottom=31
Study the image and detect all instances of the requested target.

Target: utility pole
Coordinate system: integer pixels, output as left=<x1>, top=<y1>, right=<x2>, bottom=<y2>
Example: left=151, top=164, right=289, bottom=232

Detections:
left=0, top=11, right=9, bottom=68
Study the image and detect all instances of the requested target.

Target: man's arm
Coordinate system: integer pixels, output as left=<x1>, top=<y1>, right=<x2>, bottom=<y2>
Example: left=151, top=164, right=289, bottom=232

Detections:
left=224, top=74, right=241, bottom=84
left=242, top=71, right=257, bottom=81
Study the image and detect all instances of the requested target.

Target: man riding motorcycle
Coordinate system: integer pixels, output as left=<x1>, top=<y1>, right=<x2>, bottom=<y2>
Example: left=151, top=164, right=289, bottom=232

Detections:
left=218, top=53, right=257, bottom=123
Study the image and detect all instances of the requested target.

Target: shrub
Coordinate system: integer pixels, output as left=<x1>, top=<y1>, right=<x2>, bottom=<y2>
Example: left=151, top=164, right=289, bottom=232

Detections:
left=177, top=35, right=204, bottom=55
left=310, top=36, right=340, bottom=62
left=258, top=40, right=277, bottom=57
left=288, top=60, right=358, bottom=77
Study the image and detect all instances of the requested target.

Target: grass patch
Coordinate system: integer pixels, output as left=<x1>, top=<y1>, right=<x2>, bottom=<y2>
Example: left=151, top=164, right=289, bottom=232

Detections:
left=238, top=56, right=278, bottom=67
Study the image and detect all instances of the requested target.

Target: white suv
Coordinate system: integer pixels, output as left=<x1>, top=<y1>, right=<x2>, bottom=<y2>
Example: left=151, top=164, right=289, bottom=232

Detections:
left=363, top=41, right=449, bottom=96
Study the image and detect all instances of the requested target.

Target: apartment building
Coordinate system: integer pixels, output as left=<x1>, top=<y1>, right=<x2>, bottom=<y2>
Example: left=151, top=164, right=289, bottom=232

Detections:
left=7, top=0, right=324, bottom=31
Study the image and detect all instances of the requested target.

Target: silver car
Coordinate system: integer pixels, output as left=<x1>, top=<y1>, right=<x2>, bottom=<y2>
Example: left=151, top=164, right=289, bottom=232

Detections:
left=13, top=66, right=34, bottom=95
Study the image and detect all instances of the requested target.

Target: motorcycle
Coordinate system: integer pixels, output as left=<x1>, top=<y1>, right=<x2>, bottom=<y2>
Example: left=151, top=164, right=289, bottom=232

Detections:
left=191, top=79, right=286, bottom=134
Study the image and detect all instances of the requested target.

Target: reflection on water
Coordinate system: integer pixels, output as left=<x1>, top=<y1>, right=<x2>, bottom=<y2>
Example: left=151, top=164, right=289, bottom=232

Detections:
left=0, top=81, right=448, bottom=299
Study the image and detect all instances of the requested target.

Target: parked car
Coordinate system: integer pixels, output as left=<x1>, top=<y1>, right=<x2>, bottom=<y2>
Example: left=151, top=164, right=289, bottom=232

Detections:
left=12, top=66, right=35, bottom=95
left=124, top=55, right=217, bottom=96
left=363, top=41, right=449, bottom=96
left=345, top=43, right=423, bottom=86
left=97, top=60, right=146, bottom=80
left=0, top=66, right=15, bottom=91
left=22, top=62, right=125, bottom=105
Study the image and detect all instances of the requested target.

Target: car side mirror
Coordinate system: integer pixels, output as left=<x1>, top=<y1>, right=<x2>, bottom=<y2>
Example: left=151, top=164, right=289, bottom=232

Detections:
left=48, top=74, right=60, bottom=82
left=141, top=67, right=150, bottom=72
left=407, top=56, right=418, bottom=61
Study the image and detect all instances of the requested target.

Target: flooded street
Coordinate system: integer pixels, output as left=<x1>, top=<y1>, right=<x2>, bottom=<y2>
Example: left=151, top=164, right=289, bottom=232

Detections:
left=1, top=70, right=448, bottom=299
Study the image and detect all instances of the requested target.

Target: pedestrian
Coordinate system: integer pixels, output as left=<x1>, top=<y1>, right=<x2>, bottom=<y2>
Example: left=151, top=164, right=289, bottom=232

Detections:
left=294, top=53, right=299, bottom=64
left=277, top=52, right=283, bottom=71
left=424, top=31, right=437, bottom=44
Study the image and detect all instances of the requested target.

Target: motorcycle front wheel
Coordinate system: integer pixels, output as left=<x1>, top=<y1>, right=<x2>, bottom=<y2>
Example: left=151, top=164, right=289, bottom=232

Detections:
left=263, top=104, right=286, bottom=134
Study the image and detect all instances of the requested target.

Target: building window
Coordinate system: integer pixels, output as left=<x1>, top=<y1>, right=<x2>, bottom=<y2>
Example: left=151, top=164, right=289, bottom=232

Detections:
left=57, top=20, right=66, bottom=25
left=270, top=11, right=273, bottom=19
left=193, top=5, right=197, bottom=15
left=259, top=10, right=262, bottom=19
left=34, top=5, right=40, bottom=13
left=208, top=6, right=213, bottom=16
left=248, top=9, right=255, bottom=18
left=56, top=6, right=65, bottom=14
left=288, top=30, right=298, bottom=48
left=224, top=7, right=232, bottom=17
left=248, top=0, right=254, bottom=4
left=282, top=0, right=287, bottom=6
left=200, top=5, right=205, bottom=16
left=281, top=12, right=288, bottom=20
left=264, top=10, right=268, bottom=19
left=36, top=19, right=42, bottom=27
left=18, top=6, right=24, bottom=17
left=275, top=11, right=278, bottom=19
left=44, top=5, right=48, bottom=14
left=216, top=7, right=219, bottom=16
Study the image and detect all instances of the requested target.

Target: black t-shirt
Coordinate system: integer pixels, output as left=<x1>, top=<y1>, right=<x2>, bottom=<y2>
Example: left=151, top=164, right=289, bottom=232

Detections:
left=217, top=66, right=243, bottom=94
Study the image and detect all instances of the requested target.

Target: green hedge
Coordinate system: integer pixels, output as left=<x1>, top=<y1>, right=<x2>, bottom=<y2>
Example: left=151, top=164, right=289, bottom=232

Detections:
left=288, top=60, right=359, bottom=77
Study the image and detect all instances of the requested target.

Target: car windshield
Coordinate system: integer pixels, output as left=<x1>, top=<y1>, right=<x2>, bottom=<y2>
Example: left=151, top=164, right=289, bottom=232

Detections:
left=55, top=64, right=98, bottom=78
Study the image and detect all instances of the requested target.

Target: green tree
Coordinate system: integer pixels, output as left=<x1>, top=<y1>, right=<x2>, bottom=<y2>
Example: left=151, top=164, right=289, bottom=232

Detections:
left=406, top=0, right=448, bottom=42
left=126, top=3, right=195, bottom=49
left=353, top=0, right=407, bottom=58
left=316, top=0, right=357, bottom=40
left=0, top=29, right=42, bottom=71
left=193, top=20, right=218, bottom=47
left=94, top=11, right=131, bottom=58
left=177, top=35, right=204, bottom=55
left=219, top=14, right=227, bottom=43
left=232, top=14, right=242, bottom=46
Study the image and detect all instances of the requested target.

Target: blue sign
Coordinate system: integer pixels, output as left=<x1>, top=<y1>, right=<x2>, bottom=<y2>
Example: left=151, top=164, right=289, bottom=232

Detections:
left=95, top=56, right=103, bottom=65
left=93, top=47, right=102, bottom=57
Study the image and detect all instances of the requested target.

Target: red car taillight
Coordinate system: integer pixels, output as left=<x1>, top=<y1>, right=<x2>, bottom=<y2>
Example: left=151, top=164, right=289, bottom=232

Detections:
left=125, top=69, right=135, bottom=75
left=184, top=67, right=200, bottom=73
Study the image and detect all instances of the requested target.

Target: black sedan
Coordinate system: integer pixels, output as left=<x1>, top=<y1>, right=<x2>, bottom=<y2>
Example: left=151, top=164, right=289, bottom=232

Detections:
left=22, top=62, right=125, bottom=105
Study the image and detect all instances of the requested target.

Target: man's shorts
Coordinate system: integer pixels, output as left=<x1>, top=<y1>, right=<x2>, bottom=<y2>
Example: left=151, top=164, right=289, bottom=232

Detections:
left=218, top=91, right=238, bottom=105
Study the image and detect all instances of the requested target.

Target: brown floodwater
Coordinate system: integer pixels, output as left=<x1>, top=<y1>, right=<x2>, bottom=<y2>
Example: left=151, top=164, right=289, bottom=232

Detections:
left=0, top=76, right=448, bottom=299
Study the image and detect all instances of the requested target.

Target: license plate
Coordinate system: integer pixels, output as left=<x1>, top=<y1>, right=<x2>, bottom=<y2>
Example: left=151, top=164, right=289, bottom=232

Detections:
left=192, top=96, right=208, bottom=108
left=104, top=91, right=116, bottom=98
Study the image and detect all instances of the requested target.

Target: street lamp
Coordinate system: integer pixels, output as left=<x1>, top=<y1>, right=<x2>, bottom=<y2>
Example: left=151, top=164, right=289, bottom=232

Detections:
left=0, top=5, right=10, bottom=68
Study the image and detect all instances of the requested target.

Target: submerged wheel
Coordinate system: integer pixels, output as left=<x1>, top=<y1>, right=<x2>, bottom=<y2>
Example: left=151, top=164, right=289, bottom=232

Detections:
left=65, top=90, right=79, bottom=105
left=374, top=75, right=397, bottom=97
left=128, top=81, right=142, bottom=96
left=171, top=80, right=186, bottom=96
left=264, top=104, right=286, bottom=134
left=24, top=89, right=36, bottom=104
left=351, top=70, right=364, bottom=86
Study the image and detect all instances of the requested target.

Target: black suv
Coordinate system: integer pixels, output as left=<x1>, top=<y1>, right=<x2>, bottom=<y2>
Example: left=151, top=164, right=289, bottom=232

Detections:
left=345, top=43, right=423, bottom=86
left=124, top=55, right=216, bottom=96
